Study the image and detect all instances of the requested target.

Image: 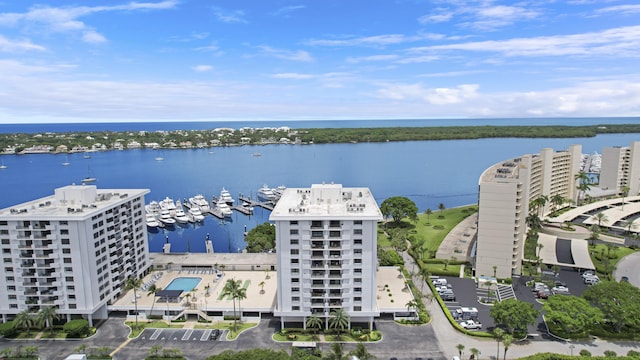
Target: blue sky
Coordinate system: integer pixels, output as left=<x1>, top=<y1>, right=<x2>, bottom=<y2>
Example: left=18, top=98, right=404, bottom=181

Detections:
left=0, top=0, right=639, bottom=123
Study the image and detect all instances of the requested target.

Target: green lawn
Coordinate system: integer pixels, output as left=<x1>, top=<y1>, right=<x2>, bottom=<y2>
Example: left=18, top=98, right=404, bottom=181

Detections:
left=379, top=205, right=477, bottom=259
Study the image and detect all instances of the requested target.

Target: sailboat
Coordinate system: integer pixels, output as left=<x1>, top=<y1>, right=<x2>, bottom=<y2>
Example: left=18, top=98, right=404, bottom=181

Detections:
left=82, top=165, right=97, bottom=184
left=0, top=160, right=7, bottom=169
left=62, top=155, right=70, bottom=166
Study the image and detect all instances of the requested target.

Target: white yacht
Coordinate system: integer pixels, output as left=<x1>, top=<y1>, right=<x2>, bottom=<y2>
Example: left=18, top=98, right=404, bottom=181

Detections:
left=188, top=206, right=205, bottom=222
left=272, top=185, right=286, bottom=198
left=146, top=213, right=160, bottom=228
left=159, top=197, right=177, bottom=213
left=215, top=198, right=233, bottom=217
left=159, top=210, right=176, bottom=226
left=257, top=184, right=276, bottom=201
left=174, top=200, right=190, bottom=223
left=219, top=187, right=234, bottom=204
left=145, top=201, right=161, bottom=215
left=189, top=194, right=210, bottom=212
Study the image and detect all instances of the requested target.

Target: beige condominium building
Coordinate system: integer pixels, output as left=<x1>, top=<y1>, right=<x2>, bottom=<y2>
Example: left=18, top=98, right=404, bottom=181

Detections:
left=476, top=145, right=582, bottom=279
left=270, top=183, right=383, bottom=330
left=600, top=141, right=640, bottom=196
left=0, top=184, right=150, bottom=325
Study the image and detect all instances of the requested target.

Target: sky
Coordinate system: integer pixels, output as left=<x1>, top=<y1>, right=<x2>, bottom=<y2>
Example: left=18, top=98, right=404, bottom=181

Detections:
left=0, top=0, right=639, bottom=123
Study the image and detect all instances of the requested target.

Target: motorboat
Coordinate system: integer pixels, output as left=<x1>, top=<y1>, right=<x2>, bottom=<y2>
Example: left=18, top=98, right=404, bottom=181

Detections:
left=146, top=214, right=160, bottom=228
left=188, top=206, right=205, bottom=222
left=257, top=184, right=276, bottom=201
left=146, top=201, right=161, bottom=215
left=189, top=194, right=210, bottom=212
left=272, top=185, right=286, bottom=198
left=159, top=197, right=177, bottom=213
left=159, top=210, right=176, bottom=226
left=173, top=200, right=190, bottom=223
left=215, top=198, right=233, bottom=217
left=219, top=187, right=234, bottom=204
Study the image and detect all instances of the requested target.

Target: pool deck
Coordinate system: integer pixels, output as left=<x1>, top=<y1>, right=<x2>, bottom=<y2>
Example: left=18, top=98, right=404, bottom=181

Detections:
left=110, top=269, right=277, bottom=312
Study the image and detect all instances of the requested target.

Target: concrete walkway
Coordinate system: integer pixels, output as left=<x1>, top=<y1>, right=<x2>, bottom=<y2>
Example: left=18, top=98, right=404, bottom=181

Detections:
left=401, top=251, right=640, bottom=359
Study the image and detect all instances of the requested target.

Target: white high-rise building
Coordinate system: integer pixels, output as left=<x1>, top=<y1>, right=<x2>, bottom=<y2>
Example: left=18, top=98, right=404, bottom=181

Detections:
left=600, top=141, right=640, bottom=196
left=476, top=145, right=582, bottom=279
left=0, top=184, right=150, bottom=325
left=270, top=183, right=383, bottom=330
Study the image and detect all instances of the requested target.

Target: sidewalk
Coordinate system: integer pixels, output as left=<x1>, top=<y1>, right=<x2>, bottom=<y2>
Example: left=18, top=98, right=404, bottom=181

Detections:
left=400, top=251, right=640, bottom=359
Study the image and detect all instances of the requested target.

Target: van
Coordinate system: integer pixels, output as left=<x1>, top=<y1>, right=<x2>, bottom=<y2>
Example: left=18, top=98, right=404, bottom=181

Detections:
left=432, top=278, right=447, bottom=286
left=455, top=307, right=479, bottom=320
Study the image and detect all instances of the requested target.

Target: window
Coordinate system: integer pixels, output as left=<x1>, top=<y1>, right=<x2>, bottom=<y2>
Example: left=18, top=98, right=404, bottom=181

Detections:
left=7, top=285, right=16, bottom=291
left=354, top=229, right=363, bottom=235
left=61, top=239, right=70, bottom=245
left=354, top=239, right=362, bottom=245
left=290, top=249, right=299, bottom=255
left=292, top=287, right=300, bottom=292
left=292, top=278, right=299, bottom=283
left=290, top=229, right=299, bottom=235
left=292, top=306, right=300, bottom=311
left=354, top=306, right=362, bottom=311
left=62, top=249, right=71, bottom=254
left=291, top=258, right=299, bottom=264
left=60, top=229, right=69, bottom=235
left=311, top=220, right=322, bottom=228
left=290, top=239, right=299, bottom=245
left=354, top=268, right=362, bottom=274
left=354, top=249, right=362, bottom=255
left=355, top=297, right=362, bottom=302
left=354, top=259, right=362, bottom=264
left=8, top=295, right=16, bottom=300
left=292, top=296, right=300, bottom=302
left=291, top=268, right=299, bottom=274
left=311, top=231, right=323, bottom=238
left=354, top=287, right=362, bottom=293
left=354, top=278, right=362, bottom=284
left=289, top=221, right=298, bottom=225
left=354, top=220, right=362, bottom=225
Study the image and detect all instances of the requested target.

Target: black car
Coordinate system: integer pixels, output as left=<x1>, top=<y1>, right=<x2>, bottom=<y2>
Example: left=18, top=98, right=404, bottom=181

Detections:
left=621, top=276, right=629, bottom=282
left=210, top=329, right=221, bottom=340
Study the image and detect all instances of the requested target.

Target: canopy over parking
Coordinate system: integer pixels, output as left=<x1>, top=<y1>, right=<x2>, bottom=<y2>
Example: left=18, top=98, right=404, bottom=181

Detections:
left=537, top=233, right=595, bottom=270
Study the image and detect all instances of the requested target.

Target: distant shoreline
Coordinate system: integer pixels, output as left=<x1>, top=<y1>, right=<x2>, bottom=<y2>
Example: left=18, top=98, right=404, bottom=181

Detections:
left=2, top=123, right=640, bottom=155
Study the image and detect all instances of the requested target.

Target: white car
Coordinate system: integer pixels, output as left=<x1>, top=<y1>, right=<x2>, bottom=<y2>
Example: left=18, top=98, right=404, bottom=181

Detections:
left=459, top=320, right=482, bottom=330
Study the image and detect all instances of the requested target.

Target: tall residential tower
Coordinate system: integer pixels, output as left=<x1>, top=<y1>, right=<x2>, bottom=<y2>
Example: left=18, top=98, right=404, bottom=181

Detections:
left=0, top=185, right=150, bottom=325
left=270, top=183, right=383, bottom=330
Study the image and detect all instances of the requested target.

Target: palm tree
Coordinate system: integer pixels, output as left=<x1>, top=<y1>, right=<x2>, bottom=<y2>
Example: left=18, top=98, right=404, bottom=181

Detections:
left=621, top=185, right=630, bottom=210
left=419, top=268, right=430, bottom=293
left=530, top=195, right=549, bottom=217
left=405, top=300, right=419, bottom=320
left=622, top=218, right=637, bottom=237
left=551, top=193, right=566, bottom=212
left=424, top=208, right=433, bottom=224
left=438, top=203, right=446, bottom=217
left=575, top=171, right=591, bottom=205
left=590, top=224, right=601, bottom=246
left=349, top=343, right=376, bottom=360
left=502, top=334, right=514, bottom=360
left=327, top=342, right=346, bottom=360
left=591, top=212, right=609, bottom=227
left=147, top=284, right=162, bottom=319
left=526, top=213, right=542, bottom=235
left=536, top=243, right=544, bottom=258
left=14, top=310, right=34, bottom=336
left=258, top=281, right=266, bottom=294
left=329, top=308, right=349, bottom=337
left=456, top=344, right=465, bottom=359
left=470, top=347, right=480, bottom=360
left=37, top=306, right=60, bottom=334
left=125, top=277, right=143, bottom=330
left=306, top=315, right=323, bottom=335
left=221, top=278, right=243, bottom=332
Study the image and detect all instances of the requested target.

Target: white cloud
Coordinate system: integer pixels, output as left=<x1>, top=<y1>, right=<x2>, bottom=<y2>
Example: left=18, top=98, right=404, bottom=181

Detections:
left=418, top=3, right=540, bottom=31
left=376, top=83, right=479, bottom=104
left=0, top=1, right=177, bottom=43
left=0, top=35, right=46, bottom=52
left=346, top=55, right=399, bottom=64
left=192, top=65, right=213, bottom=72
left=212, top=7, right=248, bottom=24
left=408, top=25, right=640, bottom=58
left=306, top=33, right=443, bottom=48
left=271, top=73, right=315, bottom=79
left=272, top=5, right=306, bottom=17
left=595, top=4, right=640, bottom=15
left=257, top=45, right=314, bottom=62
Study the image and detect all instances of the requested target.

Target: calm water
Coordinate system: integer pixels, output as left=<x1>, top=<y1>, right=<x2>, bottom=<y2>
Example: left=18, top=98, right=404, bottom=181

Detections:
left=1, top=119, right=639, bottom=253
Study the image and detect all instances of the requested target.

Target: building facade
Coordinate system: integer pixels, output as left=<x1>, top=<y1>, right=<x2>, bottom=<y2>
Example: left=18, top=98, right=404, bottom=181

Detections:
left=270, top=183, right=383, bottom=329
left=0, top=185, right=150, bottom=325
left=600, top=141, right=640, bottom=196
left=475, top=145, right=582, bottom=279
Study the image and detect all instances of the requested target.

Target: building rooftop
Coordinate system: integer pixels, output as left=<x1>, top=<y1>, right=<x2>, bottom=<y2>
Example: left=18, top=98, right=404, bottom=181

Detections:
left=270, top=183, right=383, bottom=220
left=0, top=184, right=149, bottom=219
left=480, top=158, right=524, bottom=183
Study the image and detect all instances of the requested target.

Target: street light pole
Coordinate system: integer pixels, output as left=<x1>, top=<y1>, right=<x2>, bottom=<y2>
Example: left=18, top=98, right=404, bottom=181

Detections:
left=569, top=344, right=575, bottom=356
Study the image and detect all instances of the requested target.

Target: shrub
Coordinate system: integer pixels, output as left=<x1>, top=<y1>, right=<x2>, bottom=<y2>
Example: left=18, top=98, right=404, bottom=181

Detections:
left=579, top=349, right=591, bottom=357
left=0, top=321, right=17, bottom=338
left=604, top=350, right=617, bottom=357
left=63, top=319, right=90, bottom=338
left=287, top=334, right=297, bottom=340
left=627, top=350, right=640, bottom=357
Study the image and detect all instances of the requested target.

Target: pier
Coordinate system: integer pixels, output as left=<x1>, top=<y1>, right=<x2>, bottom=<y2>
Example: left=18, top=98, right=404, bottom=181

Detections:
left=238, top=195, right=276, bottom=211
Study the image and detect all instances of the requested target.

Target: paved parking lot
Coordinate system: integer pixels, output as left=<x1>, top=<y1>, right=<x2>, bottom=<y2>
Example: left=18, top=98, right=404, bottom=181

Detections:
left=437, top=277, right=497, bottom=331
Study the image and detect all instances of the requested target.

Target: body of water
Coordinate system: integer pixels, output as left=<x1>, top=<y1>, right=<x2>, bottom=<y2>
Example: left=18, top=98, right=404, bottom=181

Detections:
left=1, top=119, right=638, bottom=253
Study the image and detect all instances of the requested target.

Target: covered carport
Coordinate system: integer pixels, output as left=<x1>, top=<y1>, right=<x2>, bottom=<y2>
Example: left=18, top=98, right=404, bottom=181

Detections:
left=536, top=233, right=595, bottom=270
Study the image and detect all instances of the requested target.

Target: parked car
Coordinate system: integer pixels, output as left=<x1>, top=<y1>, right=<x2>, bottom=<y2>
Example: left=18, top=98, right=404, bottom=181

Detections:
left=581, top=270, right=596, bottom=279
left=210, top=329, right=221, bottom=340
left=441, top=292, right=456, bottom=301
left=554, top=280, right=567, bottom=287
left=459, top=320, right=482, bottom=330
left=552, top=286, right=570, bottom=295
left=584, top=276, right=600, bottom=285
left=537, top=289, right=551, bottom=299
left=432, top=278, right=448, bottom=286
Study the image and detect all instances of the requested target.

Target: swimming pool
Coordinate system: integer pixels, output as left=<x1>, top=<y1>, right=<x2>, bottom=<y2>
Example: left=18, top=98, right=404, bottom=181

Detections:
left=164, top=277, right=202, bottom=292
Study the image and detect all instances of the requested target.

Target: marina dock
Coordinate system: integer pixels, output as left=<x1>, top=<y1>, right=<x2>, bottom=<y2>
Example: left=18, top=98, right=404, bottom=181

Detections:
left=238, top=195, right=276, bottom=211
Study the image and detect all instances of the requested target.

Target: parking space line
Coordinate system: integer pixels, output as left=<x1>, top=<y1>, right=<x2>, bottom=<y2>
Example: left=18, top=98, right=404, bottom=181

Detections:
left=181, top=329, right=193, bottom=341
left=201, top=329, right=212, bottom=341
left=150, top=329, right=162, bottom=340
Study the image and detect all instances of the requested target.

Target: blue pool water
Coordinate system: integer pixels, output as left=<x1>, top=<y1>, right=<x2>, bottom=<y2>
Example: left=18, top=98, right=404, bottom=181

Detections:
left=164, top=277, right=202, bottom=292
